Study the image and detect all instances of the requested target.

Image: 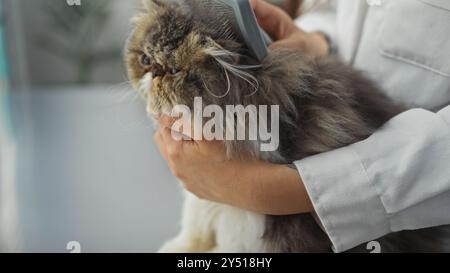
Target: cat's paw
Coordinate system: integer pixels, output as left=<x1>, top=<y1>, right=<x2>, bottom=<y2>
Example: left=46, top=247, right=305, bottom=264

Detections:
left=207, top=246, right=228, bottom=253
left=158, top=237, right=217, bottom=253
left=157, top=239, right=194, bottom=253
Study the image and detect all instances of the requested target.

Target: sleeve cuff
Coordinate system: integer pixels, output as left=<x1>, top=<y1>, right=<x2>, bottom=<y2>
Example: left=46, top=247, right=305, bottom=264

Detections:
left=294, top=146, right=391, bottom=252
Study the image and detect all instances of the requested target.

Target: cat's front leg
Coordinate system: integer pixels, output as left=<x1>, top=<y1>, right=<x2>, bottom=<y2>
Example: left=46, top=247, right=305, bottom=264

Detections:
left=158, top=234, right=209, bottom=253
left=157, top=228, right=215, bottom=253
left=158, top=191, right=219, bottom=253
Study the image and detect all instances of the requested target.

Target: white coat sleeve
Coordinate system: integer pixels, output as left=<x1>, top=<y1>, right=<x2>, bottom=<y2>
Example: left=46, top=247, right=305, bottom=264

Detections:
left=294, top=106, right=450, bottom=252
left=295, top=1, right=338, bottom=46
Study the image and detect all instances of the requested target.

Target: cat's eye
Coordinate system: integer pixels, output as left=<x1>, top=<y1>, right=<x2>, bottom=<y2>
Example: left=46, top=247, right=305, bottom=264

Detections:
left=170, top=68, right=181, bottom=75
left=187, top=74, right=199, bottom=82
left=140, top=54, right=151, bottom=67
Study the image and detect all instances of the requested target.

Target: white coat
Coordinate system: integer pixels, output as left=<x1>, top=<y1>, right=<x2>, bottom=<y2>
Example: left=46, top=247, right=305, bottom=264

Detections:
left=294, top=0, right=450, bottom=252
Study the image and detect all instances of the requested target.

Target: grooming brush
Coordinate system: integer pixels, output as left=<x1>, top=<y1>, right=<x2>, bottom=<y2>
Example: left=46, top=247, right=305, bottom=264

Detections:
left=187, top=0, right=272, bottom=62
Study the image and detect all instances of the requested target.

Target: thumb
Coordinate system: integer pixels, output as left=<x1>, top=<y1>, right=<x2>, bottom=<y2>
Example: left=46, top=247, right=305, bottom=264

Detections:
left=269, top=35, right=306, bottom=50
left=251, top=0, right=294, bottom=41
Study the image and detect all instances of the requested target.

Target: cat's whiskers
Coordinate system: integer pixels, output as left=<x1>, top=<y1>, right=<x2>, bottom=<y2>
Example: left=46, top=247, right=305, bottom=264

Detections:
left=201, top=67, right=231, bottom=99
left=138, top=72, right=153, bottom=100
left=205, top=48, right=261, bottom=97
left=104, top=80, right=140, bottom=105
left=97, top=81, right=152, bottom=133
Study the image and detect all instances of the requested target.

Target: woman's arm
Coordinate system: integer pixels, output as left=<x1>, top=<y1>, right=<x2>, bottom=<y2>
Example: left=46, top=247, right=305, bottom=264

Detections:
left=154, top=119, right=313, bottom=215
left=296, top=106, right=450, bottom=252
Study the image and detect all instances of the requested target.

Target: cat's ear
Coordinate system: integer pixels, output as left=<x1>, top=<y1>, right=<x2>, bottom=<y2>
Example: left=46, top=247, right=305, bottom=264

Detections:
left=141, top=0, right=164, bottom=11
left=132, top=0, right=163, bottom=23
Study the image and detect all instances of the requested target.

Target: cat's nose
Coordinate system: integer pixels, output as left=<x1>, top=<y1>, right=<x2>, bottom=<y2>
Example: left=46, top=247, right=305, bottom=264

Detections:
left=150, top=64, right=165, bottom=78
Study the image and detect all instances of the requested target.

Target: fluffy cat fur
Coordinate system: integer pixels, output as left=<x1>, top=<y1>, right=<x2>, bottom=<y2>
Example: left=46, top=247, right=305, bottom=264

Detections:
left=125, top=0, right=442, bottom=252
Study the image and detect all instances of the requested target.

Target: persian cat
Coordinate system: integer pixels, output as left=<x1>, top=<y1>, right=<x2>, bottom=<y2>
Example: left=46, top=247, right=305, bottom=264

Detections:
left=125, top=0, right=413, bottom=252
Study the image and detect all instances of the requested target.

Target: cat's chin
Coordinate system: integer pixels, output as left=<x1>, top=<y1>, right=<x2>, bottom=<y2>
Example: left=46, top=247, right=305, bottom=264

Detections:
left=145, top=106, right=158, bottom=118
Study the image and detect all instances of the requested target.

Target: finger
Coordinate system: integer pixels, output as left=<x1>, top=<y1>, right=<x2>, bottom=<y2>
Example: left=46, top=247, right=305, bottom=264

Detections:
left=154, top=130, right=169, bottom=161
left=159, top=114, right=195, bottom=140
left=268, top=41, right=285, bottom=50
left=251, top=0, right=294, bottom=40
left=158, top=115, right=177, bottom=129
left=269, top=40, right=300, bottom=50
left=195, top=138, right=225, bottom=155
left=268, top=34, right=306, bottom=50
left=160, top=127, right=184, bottom=159
left=160, top=126, right=182, bottom=144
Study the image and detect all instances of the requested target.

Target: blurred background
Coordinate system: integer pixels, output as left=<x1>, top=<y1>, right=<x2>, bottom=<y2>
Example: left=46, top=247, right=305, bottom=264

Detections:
left=0, top=0, right=302, bottom=252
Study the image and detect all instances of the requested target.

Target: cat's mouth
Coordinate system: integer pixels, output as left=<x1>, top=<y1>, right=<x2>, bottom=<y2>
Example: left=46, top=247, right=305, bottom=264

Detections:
left=139, top=73, right=174, bottom=111
left=148, top=64, right=182, bottom=79
left=152, top=75, right=163, bottom=82
left=138, top=72, right=163, bottom=96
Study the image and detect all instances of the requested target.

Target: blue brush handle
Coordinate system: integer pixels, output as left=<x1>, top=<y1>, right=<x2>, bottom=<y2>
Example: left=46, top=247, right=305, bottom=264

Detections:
left=231, top=0, right=272, bottom=61
left=260, top=28, right=273, bottom=46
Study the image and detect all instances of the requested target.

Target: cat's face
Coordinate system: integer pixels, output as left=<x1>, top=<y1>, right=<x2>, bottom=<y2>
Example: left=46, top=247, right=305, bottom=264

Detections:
left=126, top=0, right=248, bottom=115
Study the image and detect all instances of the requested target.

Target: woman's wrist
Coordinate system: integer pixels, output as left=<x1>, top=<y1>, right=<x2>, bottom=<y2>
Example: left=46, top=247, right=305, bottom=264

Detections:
left=305, top=31, right=330, bottom=57
left=233, top=161, right=314, bottom=215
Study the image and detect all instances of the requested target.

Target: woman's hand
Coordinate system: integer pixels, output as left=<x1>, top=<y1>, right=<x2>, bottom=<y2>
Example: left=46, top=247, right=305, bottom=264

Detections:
left=154, top=116, right=314, bottom=215
left=152, top=1, right=322, bottom=215
left=251, top=0, right=329, bottom=57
